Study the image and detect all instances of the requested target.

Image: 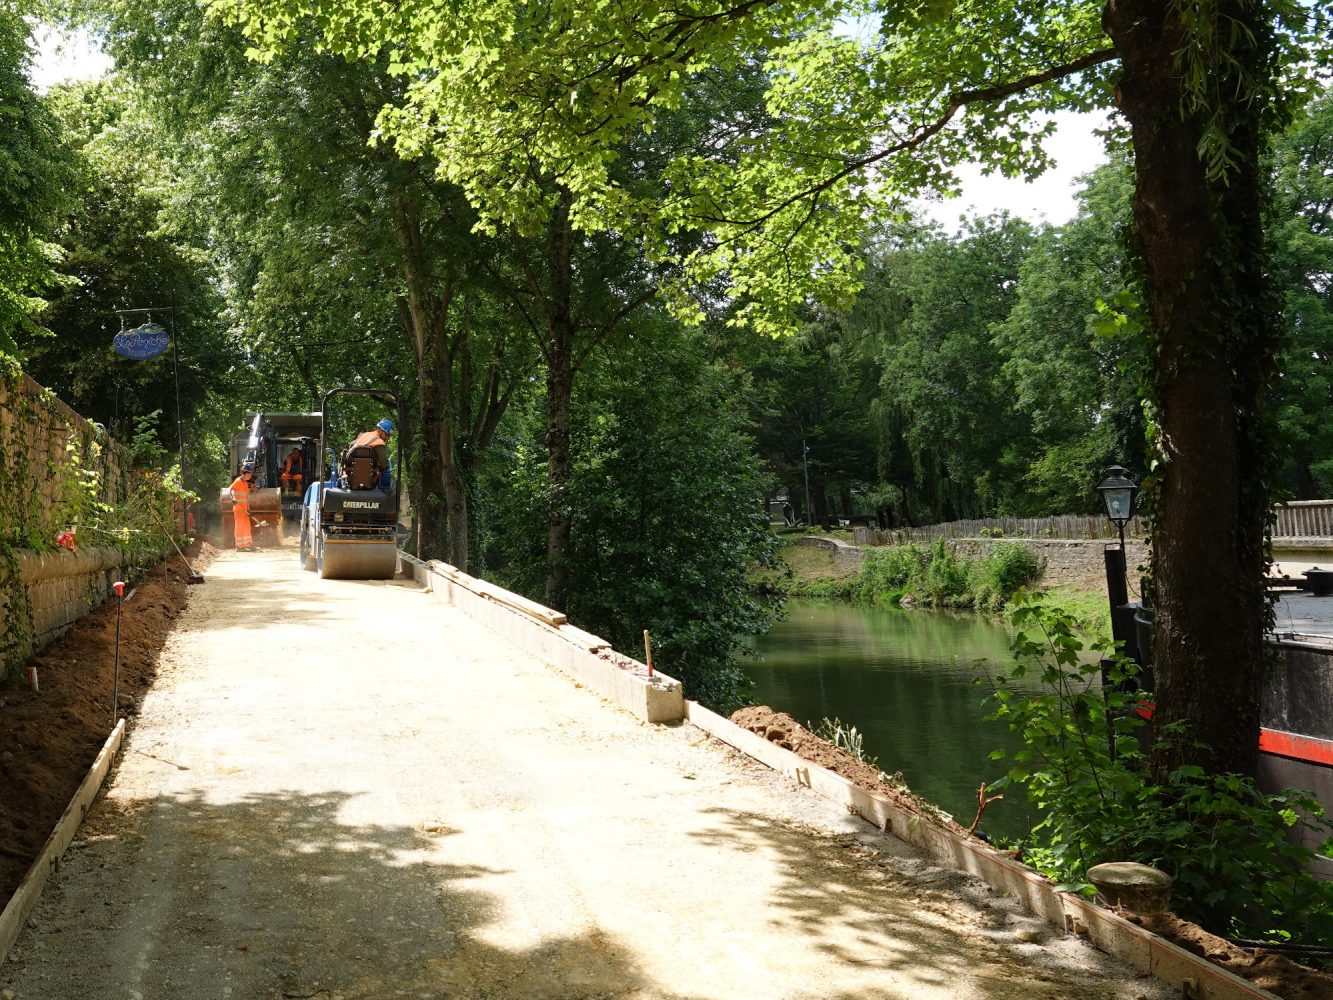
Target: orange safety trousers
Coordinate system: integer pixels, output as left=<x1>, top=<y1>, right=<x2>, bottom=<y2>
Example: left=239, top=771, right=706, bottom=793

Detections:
left=233, top=502, right=253, bottom=550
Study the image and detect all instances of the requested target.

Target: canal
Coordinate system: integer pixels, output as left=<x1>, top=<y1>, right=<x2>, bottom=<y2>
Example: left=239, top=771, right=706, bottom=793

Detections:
left=744, top=599, right=1045, bottom=841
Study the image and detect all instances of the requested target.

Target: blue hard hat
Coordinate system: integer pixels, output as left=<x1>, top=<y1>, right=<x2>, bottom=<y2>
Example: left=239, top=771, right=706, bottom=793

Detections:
left=242, top=462, right=254, bottom=472
left=377, top=418, right=395, bottom=436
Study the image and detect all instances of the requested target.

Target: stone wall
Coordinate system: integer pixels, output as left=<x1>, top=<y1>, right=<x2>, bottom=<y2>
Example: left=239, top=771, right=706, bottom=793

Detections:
left=804, top=534, right=1149, bottom=594
left=0, top=367, right=171, bottom=680
left=950, top=537, right=1151, bottom=594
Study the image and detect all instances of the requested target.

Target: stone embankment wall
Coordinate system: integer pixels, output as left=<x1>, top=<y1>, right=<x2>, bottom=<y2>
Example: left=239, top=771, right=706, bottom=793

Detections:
left=952, top=538, right=1151, bottom=593
left=797, top=534, right=1149, bottom=594
left=0, top=367, right=171, bottom=680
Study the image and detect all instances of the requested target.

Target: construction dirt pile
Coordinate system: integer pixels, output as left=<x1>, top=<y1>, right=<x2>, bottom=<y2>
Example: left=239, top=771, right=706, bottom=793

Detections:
left=1129, top=913, right=1333, bottom=999
left=730, top=704, right=970, bottom=834
left=0, top=541, right=216, bottom=903
left=730, top=704, right=1333, bottom=999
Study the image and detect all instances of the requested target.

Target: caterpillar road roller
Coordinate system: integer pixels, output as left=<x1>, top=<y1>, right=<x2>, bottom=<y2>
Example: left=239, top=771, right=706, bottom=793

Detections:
left=299, top=387, right=404, bottom=580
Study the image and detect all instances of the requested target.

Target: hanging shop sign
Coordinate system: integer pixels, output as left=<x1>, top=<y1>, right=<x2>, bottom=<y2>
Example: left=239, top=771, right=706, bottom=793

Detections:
left=113, top=322, right=171, bottom=360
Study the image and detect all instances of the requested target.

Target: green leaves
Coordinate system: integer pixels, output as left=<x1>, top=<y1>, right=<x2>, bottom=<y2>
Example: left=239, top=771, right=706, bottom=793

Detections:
left=984, top=595, right=1333, bottom=944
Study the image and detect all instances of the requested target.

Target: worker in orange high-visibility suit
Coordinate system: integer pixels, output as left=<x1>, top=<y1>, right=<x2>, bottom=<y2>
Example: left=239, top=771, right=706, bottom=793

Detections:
left=229, top=463, right=256, bottom=551
left=279, top=447, right=303, bottom=496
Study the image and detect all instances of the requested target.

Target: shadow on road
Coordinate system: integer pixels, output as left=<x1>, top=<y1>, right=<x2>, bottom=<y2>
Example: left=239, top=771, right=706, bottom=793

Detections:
left=690, top=807, right=1102, bottom=1000
left=9, top=790, right=660, bottom=1000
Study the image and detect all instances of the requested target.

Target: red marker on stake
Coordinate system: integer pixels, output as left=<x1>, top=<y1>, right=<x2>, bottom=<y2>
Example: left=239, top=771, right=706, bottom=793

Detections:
left=112, top=581, right=125, bottom=728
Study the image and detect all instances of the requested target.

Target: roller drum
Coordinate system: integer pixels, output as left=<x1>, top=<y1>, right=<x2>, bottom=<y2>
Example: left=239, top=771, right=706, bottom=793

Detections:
left=317, top=540, right=398, bottom=580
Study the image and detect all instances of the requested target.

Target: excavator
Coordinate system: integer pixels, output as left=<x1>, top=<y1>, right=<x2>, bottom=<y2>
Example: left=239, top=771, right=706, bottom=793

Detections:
left=218, top=412, right=321, bottom=546
left=298, top=387, right=403, bottom=580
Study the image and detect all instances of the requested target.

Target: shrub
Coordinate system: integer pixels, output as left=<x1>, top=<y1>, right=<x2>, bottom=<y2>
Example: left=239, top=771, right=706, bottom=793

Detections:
left=986, top=597, right=1333, bottom=945
left=971, top=541, right=1044, bottom=610
left=918, top=539, right=970, bottom=605
left=855, top=544, right=925, bottom=604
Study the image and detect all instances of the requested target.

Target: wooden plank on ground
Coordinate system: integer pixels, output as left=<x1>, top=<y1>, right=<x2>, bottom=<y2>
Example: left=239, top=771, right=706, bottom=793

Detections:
left=0, top=719, right=125, bottom=966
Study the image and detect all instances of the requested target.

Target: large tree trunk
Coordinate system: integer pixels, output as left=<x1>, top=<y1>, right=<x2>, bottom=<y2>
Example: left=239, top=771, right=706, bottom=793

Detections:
left=1104, top=0, right=1277, bottom=779
left=440, top=419, right=470, bottom=569
left=395, top=202, right=471, bottom=567
left=415, top=329, right=451, bottom=562
left=544, top=190, right=576, bottom=609
left=545, top=320, right=575, bottom=608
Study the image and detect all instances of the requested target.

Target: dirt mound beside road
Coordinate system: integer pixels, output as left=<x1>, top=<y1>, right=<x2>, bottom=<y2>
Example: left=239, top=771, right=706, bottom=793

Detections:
left=0, top=542, right=216, bottom=903
left=730, top=705, right=970, bottom=833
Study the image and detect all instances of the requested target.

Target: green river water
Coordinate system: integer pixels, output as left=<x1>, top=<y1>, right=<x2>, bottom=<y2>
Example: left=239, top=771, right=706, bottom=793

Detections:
left=743, top=599, right=1046, bottom=841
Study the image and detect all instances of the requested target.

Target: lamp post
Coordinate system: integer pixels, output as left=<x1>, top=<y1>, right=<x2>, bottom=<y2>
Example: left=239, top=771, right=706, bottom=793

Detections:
left=801, top=438, right=814, bottom=528
left=115, top=304, right=189, bottom=535
left=1097, top=465, right=1142, bottom=674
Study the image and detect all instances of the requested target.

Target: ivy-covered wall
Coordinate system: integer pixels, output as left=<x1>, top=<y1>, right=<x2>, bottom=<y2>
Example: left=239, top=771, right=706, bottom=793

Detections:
left=1, top=363, right=178, bottom=681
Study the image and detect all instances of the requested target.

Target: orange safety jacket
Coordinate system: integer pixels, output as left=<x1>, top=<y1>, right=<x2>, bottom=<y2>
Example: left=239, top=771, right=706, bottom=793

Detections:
left=351, top=429, right=389, bottom=469
left=282, top=450, right=302, bottom=475
left=230, top=474, right=254, bottom=503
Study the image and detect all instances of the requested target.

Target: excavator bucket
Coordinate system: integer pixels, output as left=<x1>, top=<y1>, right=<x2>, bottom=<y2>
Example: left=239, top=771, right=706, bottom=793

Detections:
left=247, top=488, right=284, bottom=545
left=317, top=539, right=399, bottom=580
left=218, top=486, right=285, bottom=548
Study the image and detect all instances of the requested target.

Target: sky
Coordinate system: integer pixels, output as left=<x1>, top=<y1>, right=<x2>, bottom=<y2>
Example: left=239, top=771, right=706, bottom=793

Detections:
left=28, top=26, right=113, bottom=91
left=30, top=26, right=1109, bottom=230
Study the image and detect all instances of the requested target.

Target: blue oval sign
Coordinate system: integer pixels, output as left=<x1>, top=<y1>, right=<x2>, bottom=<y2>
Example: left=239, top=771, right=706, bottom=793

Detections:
left=113, top=323, right=171, bottom=360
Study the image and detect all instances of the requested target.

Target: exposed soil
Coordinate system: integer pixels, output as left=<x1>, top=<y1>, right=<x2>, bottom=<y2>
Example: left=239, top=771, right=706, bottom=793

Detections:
left=731, top=705, right=1333, bottom=1000
left=730, top=705, right=970, bottom=835
left=1130, top=913, right=1333, bottom=1000
left=0, top=541, right=216, bottom=902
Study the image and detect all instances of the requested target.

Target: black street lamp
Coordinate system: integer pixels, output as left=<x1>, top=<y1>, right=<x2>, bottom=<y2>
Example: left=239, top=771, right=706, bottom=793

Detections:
left=801, top=437, right=814, bottom=528
left=1097, top=464, right=1139, bottom=552
left=1096, top=465, right=1144, bottom=681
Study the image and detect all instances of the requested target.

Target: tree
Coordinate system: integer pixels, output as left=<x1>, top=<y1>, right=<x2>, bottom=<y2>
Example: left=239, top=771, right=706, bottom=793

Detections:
left=994, top=152, right=1146, bottom=513
left=91, top=0, right=533, bottom=566
left=487, top=314, right=779, bottom=711
left=0, top=6, right=71, bottom=355
left=218, top=0, right=1332, bottom=777
left=20, top=78, right=233, bottom=486
left=1270, top=92, right=1333, bottom=498
left=872, top=214, right=1037, bottom=520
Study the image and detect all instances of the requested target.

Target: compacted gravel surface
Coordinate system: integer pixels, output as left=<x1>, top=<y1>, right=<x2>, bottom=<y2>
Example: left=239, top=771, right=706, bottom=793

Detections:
left=1, top=549, right=1175, bottom=1000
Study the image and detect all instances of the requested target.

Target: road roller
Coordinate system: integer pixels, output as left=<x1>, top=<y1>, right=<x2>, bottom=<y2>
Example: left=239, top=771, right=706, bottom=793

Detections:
left=299, top=387, right=403, bottom=580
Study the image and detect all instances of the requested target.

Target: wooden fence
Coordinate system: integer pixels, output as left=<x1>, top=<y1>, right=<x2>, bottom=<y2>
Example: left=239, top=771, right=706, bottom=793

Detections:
left=852, top=500, right=1333, bottom=547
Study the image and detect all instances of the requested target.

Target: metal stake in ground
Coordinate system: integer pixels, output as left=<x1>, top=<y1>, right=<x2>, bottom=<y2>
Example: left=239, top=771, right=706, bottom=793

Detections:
left=112, top=581, right=125, bottom=728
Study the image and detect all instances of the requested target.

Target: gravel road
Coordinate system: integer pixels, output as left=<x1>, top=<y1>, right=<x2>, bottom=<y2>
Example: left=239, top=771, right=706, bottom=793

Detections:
left=1, top=549, right=1174, bottom=1000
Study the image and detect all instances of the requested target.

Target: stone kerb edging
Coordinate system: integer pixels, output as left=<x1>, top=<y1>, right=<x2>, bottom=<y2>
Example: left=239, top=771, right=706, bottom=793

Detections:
left=683, top=700, right=1279, bottom=1000
left=404, top=556, right=684, bottom=724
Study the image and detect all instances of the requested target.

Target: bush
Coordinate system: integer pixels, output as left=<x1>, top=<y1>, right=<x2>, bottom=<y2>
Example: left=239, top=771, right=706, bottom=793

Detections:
left=986, top=598, right=1333, bottom=945
left=970, top=541, right=1044, bottom=610
left=851, top=540, right=1041, bottom=611
left=855, top=544, right=925, bottom=604
left=919, top=539, right=971, bottom=605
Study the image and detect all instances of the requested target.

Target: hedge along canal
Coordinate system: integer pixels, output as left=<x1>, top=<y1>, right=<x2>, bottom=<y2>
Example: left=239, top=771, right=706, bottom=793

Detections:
left=743, top=599, right=1046, bottom=842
